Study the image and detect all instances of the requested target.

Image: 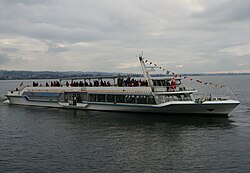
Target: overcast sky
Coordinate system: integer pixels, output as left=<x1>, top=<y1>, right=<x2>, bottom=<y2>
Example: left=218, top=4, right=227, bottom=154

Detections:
left=0, top=0, right=249, bottom=73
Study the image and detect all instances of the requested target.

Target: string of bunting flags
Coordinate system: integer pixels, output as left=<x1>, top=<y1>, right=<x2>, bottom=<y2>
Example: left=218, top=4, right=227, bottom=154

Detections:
left=143, top=58, right=226, bottom=89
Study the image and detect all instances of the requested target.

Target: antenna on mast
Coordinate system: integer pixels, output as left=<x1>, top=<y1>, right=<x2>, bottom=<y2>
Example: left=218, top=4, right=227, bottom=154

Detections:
left=139, top=51, right=143, bottom=59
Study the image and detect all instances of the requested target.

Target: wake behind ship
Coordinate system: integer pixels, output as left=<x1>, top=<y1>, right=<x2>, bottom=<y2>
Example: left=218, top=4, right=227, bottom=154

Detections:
left=5, top=56, right=240, bottom=116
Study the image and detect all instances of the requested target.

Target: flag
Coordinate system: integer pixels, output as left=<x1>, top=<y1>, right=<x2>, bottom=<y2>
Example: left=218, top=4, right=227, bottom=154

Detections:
left=196, top=80, right=202, bottom=83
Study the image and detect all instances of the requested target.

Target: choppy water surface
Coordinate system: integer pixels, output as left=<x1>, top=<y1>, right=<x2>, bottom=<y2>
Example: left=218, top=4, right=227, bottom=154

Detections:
left=0, top=75, right=250, bottom=172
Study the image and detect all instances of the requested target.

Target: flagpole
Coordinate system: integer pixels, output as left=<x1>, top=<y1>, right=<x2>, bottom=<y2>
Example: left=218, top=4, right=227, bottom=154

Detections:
left=138, top=54, right=154, bottom=91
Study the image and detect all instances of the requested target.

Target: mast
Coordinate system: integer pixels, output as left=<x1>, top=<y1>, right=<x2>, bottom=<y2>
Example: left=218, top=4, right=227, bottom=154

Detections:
left=138, top=54, right=154, bottom=91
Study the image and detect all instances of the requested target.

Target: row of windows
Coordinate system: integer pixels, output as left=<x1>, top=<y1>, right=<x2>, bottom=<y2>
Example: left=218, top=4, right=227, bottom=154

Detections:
left=31, top=91, right=156, bottom=105
left=155, top=94, right=192, bottom=103
left=88, top=94, right=156, bottom=104
left=23, top=92, right=61, bottom=100
left=26, top=91, right=190, bottom=105
left=64, top=93, right=191, bottom=104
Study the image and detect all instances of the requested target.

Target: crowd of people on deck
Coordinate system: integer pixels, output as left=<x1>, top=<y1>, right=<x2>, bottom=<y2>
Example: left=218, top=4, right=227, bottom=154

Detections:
left=64, top=80, right=112, bottom=87
left=30, top=77, right=181, bottom=92
left=32, top=82, right=40, bottom=87
left=32, top=77, right=149, bottom=88
left=117, top=77, right=148, bottom=87
left=50, top=81, right=61, bottom=87
left=33, top=81, right=61, bottom=87
left=31, top=77, right=181, bottom=90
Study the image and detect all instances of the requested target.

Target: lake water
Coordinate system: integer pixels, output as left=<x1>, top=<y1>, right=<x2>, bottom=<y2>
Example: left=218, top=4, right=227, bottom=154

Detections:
left=0, top=75, right=250, bottom=172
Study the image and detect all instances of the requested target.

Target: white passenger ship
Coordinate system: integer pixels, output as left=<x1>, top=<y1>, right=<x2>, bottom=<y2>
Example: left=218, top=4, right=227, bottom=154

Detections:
left=5, top=56, right=239, bottom=116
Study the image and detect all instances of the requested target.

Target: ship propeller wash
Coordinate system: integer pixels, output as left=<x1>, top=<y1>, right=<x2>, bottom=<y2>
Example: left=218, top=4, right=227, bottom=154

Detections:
left=5, top=55, right=240, bottom=116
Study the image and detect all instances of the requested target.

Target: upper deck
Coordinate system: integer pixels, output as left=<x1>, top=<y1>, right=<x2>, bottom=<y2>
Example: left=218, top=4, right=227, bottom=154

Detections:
left=7, top=75, right=196, bottom=96
left=8, top=85, right=196, bottom=98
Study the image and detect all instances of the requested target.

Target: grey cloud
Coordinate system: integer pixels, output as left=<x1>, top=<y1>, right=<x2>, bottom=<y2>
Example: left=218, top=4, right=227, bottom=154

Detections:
left=0, top=47, right=18, bottom=52
left=47, top=42, right=71, bottom=53
left=0, top=53, right=11, bottom=64
left=0, top=0, right=249, bottom=73
left=187, top=55, right=250, bottom=73
left=0, top=0, right=172, bottom=42
left=0, top=20, right=106, bottom=43
left=192, top=0, right=250, bottom=23
left=1, top=0, right=49, bottom=4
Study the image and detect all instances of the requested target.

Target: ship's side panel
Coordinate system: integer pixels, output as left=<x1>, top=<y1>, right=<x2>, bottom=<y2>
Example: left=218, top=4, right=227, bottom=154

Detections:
left=152, top=102, right=239, bottom=115
left=6, top=84, right=239, bottom=116
left=8, top=96, right=62, bottom=108
left=7, top=95, right=239, bottom=116
left=84, top=102, right=239, bottom=115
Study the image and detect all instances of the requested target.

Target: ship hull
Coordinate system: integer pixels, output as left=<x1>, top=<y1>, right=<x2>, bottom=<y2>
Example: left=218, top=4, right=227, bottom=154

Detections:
left=6, top=96, right=239, bottom=116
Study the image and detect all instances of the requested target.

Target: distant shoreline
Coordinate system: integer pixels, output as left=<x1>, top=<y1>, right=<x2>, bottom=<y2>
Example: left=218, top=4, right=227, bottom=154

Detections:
left=0, top=70, right=249, bottom=80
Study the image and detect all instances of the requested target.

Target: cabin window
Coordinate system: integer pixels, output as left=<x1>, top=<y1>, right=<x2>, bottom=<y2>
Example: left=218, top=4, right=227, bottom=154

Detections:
left=107, top=95, right=115, bottom=102
left=97, top=94, right=105, bottom=102
left=116, top=95, right=126, bottom=103
left=89, top=94, right=96, bottom=102
left=125, top=95, right=135, bottom=103
left=136, top=95, right=147, bottom=104
left=148, top=95, right=156, bottom=104
left=183, top=94, right=192, bottom=101
left=81, top=93, right=88, bottom=101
